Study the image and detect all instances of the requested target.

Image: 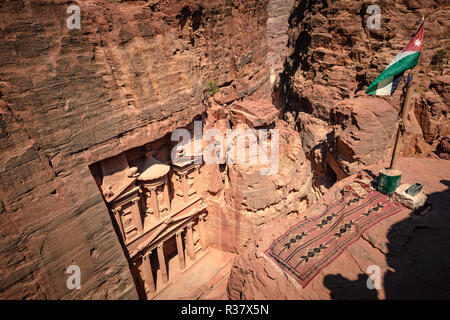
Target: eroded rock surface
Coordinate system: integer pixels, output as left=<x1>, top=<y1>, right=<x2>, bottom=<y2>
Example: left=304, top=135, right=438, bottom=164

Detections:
left=203, top=97, right=313, bottom=253
left=266, top=0, right=295, bottom=84
left=274, top=0, right=450, bottom=190
left=0, top=0, right=271, bottom=299
left=1, top=0, right=448, bottom=301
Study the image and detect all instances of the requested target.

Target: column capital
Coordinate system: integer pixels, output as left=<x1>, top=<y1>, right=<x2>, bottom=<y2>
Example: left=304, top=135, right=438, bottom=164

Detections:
left=187, top=221, right=194, bottom=229
left=199, top=213, right=207, bottom=220
left=176, top=230, right=183, bottom=237
left=157, top=242, right=164, bottom=250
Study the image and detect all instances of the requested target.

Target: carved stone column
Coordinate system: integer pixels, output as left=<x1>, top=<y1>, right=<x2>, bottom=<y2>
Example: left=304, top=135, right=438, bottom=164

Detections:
left=112, top=207, right=125, bottom=240
left=163, top=181, right=171, bottom=213
left=176, top=231, right=185, bottom=271
left=194, top=166, right=200, bottom=192
left=150, top=187, right=160, bottom=219
left=198, top=213, right=207, bottom=250
left=131, top=198, right=143, bottom=233
left=186, top=222, right=195, bottom=261
left=157, top=243, right=168, bottom=284
left=142, top=253, right=155, bottom=294
left=181, top=173, right=188, bottom=202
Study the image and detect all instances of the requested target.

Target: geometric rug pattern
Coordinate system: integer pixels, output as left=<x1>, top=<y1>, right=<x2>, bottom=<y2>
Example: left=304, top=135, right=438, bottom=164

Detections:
left=265, top=187, right=403, bottom=287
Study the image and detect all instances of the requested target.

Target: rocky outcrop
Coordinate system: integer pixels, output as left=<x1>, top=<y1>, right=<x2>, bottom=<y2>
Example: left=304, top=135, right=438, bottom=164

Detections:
left=227, top=157, right=450, bottom=299
left=0, top=0, right=271, bottom=299
left=274, top=0, right=450, bottom=190
left=1, top=0, right=447, bottom=301
left=266, top=0, right=296, bottom=84
left=203, top=97, right=313, bottom=253
left=436, top=136, right=450, bottom=159
left=333, top=97, right=397, bottom=175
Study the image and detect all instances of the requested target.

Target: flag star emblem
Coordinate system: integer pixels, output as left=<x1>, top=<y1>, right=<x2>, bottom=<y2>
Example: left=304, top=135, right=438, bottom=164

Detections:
left=414, top=39, right=422, bottom=47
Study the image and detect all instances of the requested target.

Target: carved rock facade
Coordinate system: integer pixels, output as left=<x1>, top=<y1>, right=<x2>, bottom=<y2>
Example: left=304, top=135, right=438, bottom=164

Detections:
left=0, top=0, right=272, bottom=299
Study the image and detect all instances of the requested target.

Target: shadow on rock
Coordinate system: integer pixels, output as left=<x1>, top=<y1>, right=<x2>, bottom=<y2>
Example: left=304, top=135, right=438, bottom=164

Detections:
left=323, top=274, right=378, bottom=300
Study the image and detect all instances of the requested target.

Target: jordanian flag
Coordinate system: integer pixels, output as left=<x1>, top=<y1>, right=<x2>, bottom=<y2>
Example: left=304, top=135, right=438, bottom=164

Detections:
left=366, top=20, right=424, bottom=95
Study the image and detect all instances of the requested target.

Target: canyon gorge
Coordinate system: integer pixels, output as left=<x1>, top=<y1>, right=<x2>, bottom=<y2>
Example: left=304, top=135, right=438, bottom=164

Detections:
left=0, top=0, right=449, bottom=300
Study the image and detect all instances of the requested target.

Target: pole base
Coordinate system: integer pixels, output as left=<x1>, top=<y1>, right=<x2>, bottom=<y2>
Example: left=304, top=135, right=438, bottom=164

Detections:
left=378, top=168, right=402, bottom=195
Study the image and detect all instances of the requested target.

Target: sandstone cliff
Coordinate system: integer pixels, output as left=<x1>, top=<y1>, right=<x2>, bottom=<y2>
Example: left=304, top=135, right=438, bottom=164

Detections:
left=1, top=0, right=448, bottom=301
left=266, top=0, right=295, bottom=84
left=0, top=0, right=271, bottom=299
left=226, top=0, right=450, bottom=300
left=203, top=97, right=313, bottom=253
left=274, top=0, right=449, bottom=191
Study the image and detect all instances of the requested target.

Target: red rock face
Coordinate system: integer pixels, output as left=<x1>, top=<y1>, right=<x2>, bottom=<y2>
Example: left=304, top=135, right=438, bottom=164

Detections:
left=266, top=0, right=295, bottom=84
left=0, top=0, right=271, bottom=299
left=274, top=0, right=450, bottom=190
left=1, top=0, right=447, bottom=301
left=202, top=97, right=313, bottom=253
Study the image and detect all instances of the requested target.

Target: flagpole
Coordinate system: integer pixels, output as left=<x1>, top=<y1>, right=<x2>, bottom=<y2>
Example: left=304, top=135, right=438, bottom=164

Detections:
left=389, top=72, right=416, bottom=170
left=376, top=17, right=424, bottom=194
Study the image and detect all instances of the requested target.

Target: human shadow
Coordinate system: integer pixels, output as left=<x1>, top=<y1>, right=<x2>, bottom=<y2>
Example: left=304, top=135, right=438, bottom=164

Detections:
left=324, top=179, right=450, bottom=299
left=323, top=274, right=378, bottom=300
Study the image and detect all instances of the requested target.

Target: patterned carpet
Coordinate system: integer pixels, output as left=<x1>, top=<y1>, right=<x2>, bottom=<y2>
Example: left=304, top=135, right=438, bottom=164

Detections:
left=265, top=185, right=404, bottom=288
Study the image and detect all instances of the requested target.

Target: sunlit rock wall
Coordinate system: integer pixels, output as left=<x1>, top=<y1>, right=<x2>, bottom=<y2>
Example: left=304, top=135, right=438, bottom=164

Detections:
left=0, top=0, right=270, bottom=299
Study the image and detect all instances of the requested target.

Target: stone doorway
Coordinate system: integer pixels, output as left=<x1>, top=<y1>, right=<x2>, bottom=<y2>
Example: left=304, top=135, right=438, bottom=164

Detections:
left=161, top=235, right=180, bottom=285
